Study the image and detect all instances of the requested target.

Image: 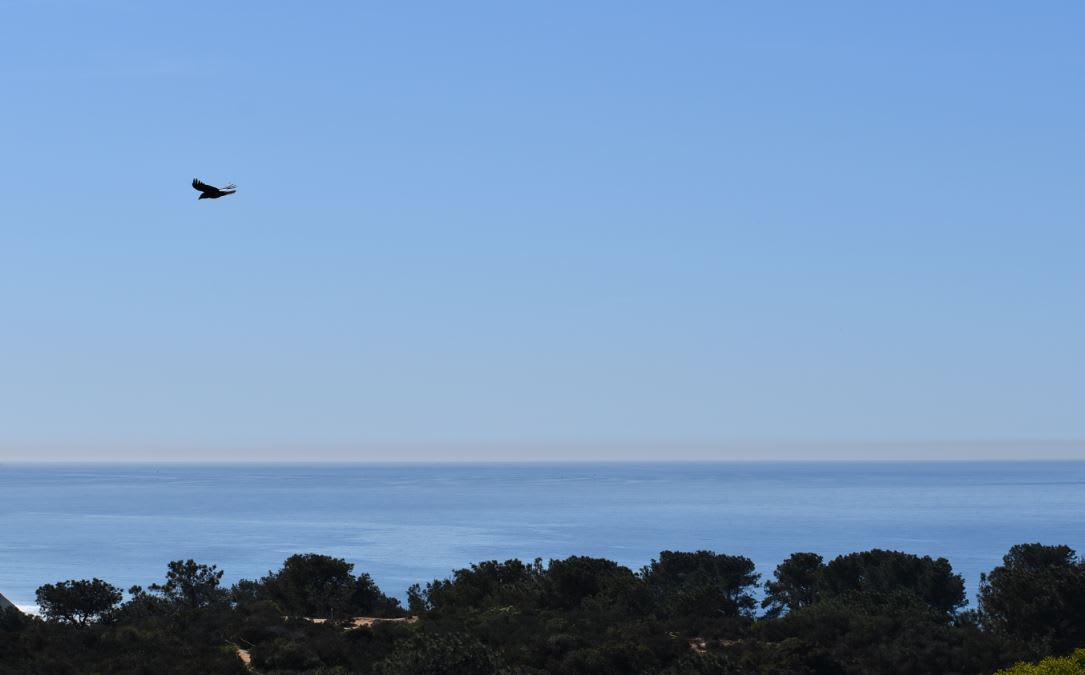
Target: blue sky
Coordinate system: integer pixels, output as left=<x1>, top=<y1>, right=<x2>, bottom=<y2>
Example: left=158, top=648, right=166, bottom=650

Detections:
left=2, top=2, right=1083, bottom=460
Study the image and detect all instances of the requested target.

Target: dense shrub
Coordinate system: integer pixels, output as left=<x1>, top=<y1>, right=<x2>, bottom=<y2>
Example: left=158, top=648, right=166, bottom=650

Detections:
left=994, top=648, right=1085, bottom=675
left=979, top=544, right=1085, bottom=655
left=0, top=545, right=1080, bottom=674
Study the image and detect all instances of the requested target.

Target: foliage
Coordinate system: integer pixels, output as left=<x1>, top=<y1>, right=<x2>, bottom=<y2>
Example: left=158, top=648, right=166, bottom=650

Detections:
left=762, top=552, right=823, bottom=617
left=1, top=545, right=1082, bottom=674
left=418, top=558, right=545, bottom=616
left=750, top=590, right=1021, bottom=674
left=260, top=553, right=403, bottom=620
left=994, top=648, right=1085, bottom=674
left=148, top=559, right=226, bottom=609
left=35, top=578, right=122, bottom=626
left=641, top=550, right=760, bottom=620
left=818, top=549, right=966, bottom=615
left=372, top=631, right=507, bottom=675
left=979, top=544, right=1085, bottom=655
left=542, top=555, right=640, bottom=611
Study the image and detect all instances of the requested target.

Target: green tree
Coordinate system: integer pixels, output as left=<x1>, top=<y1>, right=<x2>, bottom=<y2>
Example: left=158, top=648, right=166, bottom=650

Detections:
left=819, top=549, right=966, bottom=615
left=542, top=555, right=641, bottom=610
left=351, top=571, right=403, bottom=616
left=35, top=578, right=122, bottom=626
left=260, top=553, right=400, bottom=619
left=641, top=550, right=760, bottom=619
left=263, top=553, right=355, bottom=619
left=149, top=559, right=226, bottom=609
left=407, top=583, right=429, bottom=613
left=762, top=552, right=824, bottom=617
left=754, top=591, right=1020, bottom=675
left=417, top=558, right=544, bottom=615
left=979, top=543, right=1085, bottom=655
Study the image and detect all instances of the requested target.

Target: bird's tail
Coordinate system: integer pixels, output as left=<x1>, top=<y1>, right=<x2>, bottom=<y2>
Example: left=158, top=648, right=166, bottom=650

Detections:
left=224, top=183, right=237, bottom=190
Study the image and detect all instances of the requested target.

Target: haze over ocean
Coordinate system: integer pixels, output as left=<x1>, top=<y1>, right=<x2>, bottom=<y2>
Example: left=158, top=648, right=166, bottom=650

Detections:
left=3, top=461, right=1083, bottom=610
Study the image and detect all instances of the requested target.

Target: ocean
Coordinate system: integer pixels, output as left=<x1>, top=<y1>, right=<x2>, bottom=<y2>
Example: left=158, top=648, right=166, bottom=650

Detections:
left=2, top=461, right=1083, bottom=611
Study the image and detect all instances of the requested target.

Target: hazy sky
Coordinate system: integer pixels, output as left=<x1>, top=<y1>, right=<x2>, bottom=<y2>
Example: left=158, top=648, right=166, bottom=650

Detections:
left=2, top=2, right=1083, bottom=461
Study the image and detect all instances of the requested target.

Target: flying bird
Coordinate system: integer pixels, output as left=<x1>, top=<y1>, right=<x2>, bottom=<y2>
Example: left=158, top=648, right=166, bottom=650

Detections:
left=192, top=178, right=237, bottom=199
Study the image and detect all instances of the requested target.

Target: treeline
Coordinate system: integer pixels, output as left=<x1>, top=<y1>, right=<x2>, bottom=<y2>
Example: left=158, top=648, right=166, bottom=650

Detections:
left=2, top=544, right=1085, bottom=674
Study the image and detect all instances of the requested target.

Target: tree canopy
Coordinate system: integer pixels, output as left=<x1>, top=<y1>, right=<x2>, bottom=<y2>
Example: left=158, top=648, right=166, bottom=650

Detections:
left=35, top=578, right=121, bottom=627
left=1, top=545, right=1079, bottom=674
left=979, top=543, right=1085, bottom=654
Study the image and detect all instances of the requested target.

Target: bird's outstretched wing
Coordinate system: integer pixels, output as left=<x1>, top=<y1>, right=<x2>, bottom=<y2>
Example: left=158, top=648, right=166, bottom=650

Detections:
left=192, top=178, right=218, bottom=194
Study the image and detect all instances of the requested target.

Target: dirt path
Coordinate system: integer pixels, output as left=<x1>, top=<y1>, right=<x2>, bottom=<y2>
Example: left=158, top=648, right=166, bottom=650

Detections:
left=237, top=647, right=253, bottom=670
left=301, top=615, right=417, bottom=629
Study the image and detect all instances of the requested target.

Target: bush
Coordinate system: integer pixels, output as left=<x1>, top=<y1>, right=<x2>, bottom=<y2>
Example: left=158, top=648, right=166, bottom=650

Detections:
left=994, top=648, right=1085, bottom=674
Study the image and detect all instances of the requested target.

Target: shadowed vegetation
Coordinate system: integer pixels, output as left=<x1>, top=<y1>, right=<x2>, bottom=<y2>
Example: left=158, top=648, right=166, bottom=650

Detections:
left=1, top=544, right=1082, bottom=674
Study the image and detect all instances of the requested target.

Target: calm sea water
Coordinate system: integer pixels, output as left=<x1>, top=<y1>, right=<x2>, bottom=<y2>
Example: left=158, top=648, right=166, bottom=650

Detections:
left=2, top=462, right=1083, bottom=610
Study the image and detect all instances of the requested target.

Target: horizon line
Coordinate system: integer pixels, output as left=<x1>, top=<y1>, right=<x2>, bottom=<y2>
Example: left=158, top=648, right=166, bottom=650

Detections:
left=4, top=457, right=1085, bottom=466
left=2, top=439, right=1083, bottom=463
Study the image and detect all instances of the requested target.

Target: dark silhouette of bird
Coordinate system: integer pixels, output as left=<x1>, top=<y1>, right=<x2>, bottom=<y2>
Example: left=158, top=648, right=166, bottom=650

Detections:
left=192, top=178, right=237, bottom=199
